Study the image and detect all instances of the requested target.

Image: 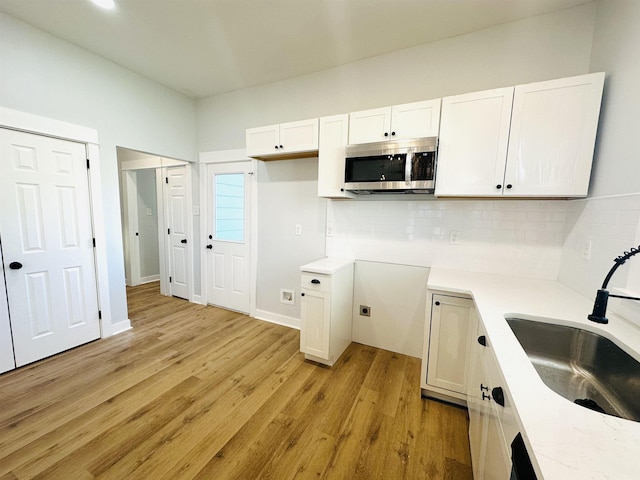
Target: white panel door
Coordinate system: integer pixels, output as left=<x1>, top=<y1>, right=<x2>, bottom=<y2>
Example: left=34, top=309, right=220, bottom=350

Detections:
left=436, top=87, right=514, bottom=196
left=0, top=238, right=16, bottom=373
left=206, top=162, right=252, bottom=313
left=300, top=289, right=330, bottom=359
left=166, top=166, right=190, bottom=299
left=0, top=128, right=100, bottom=367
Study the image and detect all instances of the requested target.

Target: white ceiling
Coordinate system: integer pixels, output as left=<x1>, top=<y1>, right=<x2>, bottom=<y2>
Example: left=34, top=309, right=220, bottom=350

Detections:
left=0, top=0, right=590, bottom=99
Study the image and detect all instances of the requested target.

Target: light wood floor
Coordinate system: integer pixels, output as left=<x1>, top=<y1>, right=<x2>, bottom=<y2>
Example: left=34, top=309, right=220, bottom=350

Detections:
left=0, top=282, right=473, bottom=479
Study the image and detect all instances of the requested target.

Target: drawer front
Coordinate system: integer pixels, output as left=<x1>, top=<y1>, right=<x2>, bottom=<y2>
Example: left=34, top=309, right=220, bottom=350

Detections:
left=301, top=273, right=331, bottom=292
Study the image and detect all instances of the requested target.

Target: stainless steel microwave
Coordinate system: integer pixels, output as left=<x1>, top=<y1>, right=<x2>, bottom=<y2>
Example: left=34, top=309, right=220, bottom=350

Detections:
left=344, top=137, right=437, bottom=193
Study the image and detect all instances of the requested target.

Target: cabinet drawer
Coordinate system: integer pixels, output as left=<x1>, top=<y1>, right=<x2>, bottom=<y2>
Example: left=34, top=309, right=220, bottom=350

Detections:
left=301, top=273, right=331, bottom=292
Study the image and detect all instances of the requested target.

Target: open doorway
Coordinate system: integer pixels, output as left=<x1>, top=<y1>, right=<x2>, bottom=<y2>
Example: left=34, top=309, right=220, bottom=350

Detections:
left=117, top=147, right=195, bottom=301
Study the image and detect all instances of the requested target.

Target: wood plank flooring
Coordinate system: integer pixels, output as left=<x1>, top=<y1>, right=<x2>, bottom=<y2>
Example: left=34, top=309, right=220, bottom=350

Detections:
left=0, top=282, right=473, bottom=479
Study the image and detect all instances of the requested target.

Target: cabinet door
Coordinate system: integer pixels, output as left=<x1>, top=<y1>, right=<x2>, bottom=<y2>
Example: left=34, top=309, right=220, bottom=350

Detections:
left=246, top=124, right=279, bottom=157
left=348, top=107, right=392, bottom=144
left=435, top=87, right=514, bottom=196
left=426, top=294, right=476, bottom=394
left=504, top=72, right=605, bottom=197
left=279, top=118, right=319, bottom=153
left=300, top=289, right=330, bottom=360
left=318, top=114, right=353, bottom=198
left=391, top=99, right=441, bottom=139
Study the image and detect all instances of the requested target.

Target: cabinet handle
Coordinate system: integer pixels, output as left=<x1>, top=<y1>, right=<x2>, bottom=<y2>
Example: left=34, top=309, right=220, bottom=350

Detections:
left=496, top=184, right=502, bottom=189
left=384, top=132, right=389, bottom=137
left=275, top=145, right=279, bottom=149
left=506, top=184, right=513, bottom=189
left=477, top=335, right=487, bottom=346
left=434, top=301, right=440, bottom=306
left=311, top=279, right=321, bottom=284
left=391, top=131, right=396, bottom=136
left=492, top=386, right=505, bottom=407
left=301, top=292, right=305, bottom=297
left=279, top=145, right=284, bottom=149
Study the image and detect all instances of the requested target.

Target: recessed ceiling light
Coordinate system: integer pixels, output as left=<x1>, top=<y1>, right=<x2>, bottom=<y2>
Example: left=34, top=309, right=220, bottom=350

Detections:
left=91, top=0, right=115, bottom=10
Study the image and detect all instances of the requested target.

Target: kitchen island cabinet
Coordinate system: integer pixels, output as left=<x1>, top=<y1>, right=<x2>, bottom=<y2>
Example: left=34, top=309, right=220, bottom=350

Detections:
left=299, top=258, right=354, bottom=366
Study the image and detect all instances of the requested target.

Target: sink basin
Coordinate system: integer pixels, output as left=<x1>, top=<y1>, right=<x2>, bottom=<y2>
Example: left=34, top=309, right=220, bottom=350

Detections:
left=506, top=317, right=640, bottom=422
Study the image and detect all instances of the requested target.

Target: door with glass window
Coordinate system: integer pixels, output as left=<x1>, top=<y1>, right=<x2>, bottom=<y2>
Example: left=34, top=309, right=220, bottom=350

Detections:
left=206, top=162, right=252, bottom=313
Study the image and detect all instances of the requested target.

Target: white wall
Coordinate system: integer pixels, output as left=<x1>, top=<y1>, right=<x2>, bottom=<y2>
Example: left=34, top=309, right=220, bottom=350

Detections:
left=557, top=1, right=640, bottom=323
left=0, top=14, right=197, bottom=327
left=196, top=4, right=595, bottom=152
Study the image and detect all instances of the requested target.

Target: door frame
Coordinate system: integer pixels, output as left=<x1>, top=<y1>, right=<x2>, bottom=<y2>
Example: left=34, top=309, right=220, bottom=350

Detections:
left=199, top=149, right=258, bottom=316
left=0, top=107, right=115, bottom=337
left=118, top=153, right=193, bottom=300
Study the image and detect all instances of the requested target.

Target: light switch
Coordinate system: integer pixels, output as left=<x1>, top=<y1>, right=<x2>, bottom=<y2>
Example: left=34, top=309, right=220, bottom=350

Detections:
left=146, top=208, right=152, bottom=216
left=295, top=224, right=302, bottom=236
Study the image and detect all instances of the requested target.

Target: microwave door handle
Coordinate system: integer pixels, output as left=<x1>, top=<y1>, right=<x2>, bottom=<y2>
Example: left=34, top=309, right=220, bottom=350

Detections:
left=405, top=149, right=412, bottom=184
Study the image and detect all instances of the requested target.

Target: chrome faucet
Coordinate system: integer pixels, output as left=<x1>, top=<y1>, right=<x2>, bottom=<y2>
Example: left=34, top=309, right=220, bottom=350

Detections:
left=588, top=245, right=640, bottom=324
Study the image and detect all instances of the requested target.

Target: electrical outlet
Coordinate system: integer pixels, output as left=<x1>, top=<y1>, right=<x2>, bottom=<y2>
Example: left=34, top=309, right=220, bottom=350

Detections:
left=582, top=240, right=593, bottom=260
left=359, top=305, right=371, bottom=317
left=280, top=288, right=295, bottom=305
left=295, top=224, right=302, bottom=236
left=449, top=230, right=460, bottom=245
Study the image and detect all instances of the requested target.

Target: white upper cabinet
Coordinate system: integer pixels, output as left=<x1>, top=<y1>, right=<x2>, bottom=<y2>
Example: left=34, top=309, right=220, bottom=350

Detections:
left=435, top=87, right=514, bottom=197
left=504, top=72, right=605, bottom=197
left=436, top=72, right=605, bottom=197
left=246, top=118, right=319, bottom=160
left=318, top=114, right=354, bottom=198
left=348, top=99, right=441, bottom=145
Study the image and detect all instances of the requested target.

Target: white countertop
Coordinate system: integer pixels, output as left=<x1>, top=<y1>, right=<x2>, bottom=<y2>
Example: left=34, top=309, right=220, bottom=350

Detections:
left=427, top=268, right=640, bottom=480
left=299, top=257, right=354, bottom=275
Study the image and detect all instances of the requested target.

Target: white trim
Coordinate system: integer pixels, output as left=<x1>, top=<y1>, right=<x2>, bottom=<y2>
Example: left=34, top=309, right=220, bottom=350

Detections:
left=253, top=309, right=300, bottom=330
left=140, top=275, right=160, bottom=284
left=0, top=107, right=99, bottom=144
left=111, top=319, right=132, bottom=335
left=192, top=294, right=204, bottom=305
left=199, top=148, right=249, bottom=164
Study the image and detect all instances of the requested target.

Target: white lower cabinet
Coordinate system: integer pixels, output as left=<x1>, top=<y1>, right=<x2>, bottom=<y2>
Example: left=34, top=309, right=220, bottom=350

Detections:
left=422, top=292, right=476, bottom=404
left=468, top=318, right=519, bottom=480
left=300, top=259, right=354, bottom=366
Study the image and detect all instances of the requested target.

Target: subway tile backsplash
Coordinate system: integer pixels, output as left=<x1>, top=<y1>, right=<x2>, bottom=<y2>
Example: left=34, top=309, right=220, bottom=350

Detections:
left=325, top=194, right=640, bottom=297
left=326, top=198, right=571, bottom=279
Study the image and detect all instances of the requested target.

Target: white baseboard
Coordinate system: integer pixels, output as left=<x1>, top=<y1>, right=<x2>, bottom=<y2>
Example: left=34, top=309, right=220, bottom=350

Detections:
left=192, top=294, right=204, bottom=305
left=140, top=275, right=160, bottom=284
left=110, top=319, right=132, bottom=336
left=253, top=309, right=300, bottom=330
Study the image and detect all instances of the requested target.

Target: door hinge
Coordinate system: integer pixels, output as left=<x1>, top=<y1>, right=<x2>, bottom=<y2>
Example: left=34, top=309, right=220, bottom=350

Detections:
left=86, top=159, right=90, bottom=169
left=92, top=238, right=96, bottom=247
left=169, top=276, right=172, bottom=283
left=165, top=177, right=169, bottom=184
left=98, top=310, right=102, bottom=320
left=168, top=228, right=170, bottom=235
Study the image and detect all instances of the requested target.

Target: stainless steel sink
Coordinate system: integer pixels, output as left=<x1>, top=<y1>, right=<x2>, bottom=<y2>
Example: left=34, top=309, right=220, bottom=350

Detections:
left=506, top=317, right=640, bottom=422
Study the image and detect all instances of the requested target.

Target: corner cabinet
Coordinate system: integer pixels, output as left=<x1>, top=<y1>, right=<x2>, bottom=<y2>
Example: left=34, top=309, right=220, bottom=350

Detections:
left=348, top=99, right=441, bottom=145
left=299, top=258, right=354, bottom=366
left=246, top=118, right=319, bottom=160
left=436, top=72, right=605, bottom=197
left=317, top=114, right=354, bottom=198
left=421, top=292, right=476, bottom=405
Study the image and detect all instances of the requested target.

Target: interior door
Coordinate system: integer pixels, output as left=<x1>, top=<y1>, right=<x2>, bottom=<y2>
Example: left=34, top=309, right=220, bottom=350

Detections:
left=0, top=128, right=100, bottom=367
left=166, top=166, right=190, bottom=300
left=206, top=162, right=252, bottom=313
left=0, top=237, right=16, bottom=373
